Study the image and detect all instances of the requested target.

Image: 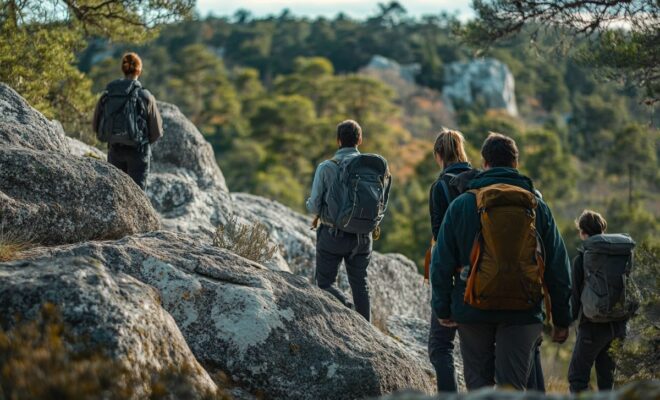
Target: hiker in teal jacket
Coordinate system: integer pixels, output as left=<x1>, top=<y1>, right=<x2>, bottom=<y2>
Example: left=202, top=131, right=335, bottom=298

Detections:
left=430, top=133, right=572, bottom=390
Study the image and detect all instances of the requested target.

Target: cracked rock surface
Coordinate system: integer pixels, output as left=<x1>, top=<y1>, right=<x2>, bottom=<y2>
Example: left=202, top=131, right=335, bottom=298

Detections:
left=0, top=256, right=218, bottom=399
left=27, top=231, right=434, bottom=399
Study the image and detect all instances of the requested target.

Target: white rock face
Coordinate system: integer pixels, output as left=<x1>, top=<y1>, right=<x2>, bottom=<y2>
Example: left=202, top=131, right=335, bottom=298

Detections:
left=442, top=58, right=518, bottom=116
left=27, top=231, right=435, bottom=399
left=147, top=102, right=233, bottom=236
left=66, top=136, right=106, bottom=160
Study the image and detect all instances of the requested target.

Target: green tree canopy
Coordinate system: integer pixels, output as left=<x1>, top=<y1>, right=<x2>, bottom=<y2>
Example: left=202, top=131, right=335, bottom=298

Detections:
left=0, top=0, right=193, bottom=141
left=463, top=0, right=659, bottom=103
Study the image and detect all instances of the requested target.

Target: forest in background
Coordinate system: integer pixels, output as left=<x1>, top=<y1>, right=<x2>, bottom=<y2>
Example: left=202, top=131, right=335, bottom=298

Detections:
left=72, top=6, right=659, bottom=267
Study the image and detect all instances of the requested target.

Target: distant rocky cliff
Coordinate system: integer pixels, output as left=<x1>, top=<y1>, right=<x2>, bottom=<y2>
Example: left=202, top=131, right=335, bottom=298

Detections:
left=442, top=58, right=518, bottom=116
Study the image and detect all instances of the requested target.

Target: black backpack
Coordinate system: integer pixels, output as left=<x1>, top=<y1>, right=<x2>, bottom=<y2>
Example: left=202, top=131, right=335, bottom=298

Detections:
left=436, top=168, right=480, bottom=204
left=97, top=81, right=146, bottom=146
left=324, top=154, right=392, bottom=234
left=580, top=233, right=640, bottom=322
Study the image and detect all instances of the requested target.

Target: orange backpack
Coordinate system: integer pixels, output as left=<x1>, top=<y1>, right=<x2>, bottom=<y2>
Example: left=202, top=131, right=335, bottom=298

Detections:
left=463, top=184, right=551, bottom=315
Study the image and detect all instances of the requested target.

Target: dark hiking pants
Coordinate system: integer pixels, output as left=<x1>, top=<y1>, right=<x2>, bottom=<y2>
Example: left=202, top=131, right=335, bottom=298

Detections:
left=315, top=225, right=372, bottom=321
left=568, top=321, right=626, bottom=393
left=458, top=322, right=543, bottom=390
left=526, top=335, right=545, bottom=392
left=429, top=310, right=458, bottom=392
left=108, top=143, right=150, bottom=190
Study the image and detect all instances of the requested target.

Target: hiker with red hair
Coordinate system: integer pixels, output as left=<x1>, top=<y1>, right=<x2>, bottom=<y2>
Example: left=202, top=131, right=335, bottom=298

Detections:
left=93, top=52, right=163, bottom=190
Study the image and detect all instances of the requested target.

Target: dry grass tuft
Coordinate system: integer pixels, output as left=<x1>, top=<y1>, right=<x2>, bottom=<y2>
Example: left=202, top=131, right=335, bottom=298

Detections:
left=213, top=216, right=279, bottom=264
left=0, top=226, right=31, bottom=262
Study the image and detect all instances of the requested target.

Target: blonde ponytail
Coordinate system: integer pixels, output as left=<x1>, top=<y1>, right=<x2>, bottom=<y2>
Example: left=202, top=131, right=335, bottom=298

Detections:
left=433, top=129, right=468, bottom=169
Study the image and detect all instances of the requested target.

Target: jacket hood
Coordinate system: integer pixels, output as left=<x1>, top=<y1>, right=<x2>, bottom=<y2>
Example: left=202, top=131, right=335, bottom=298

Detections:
left=452, top=168, right=481, bottom=193
left=468, top=167, right=535, bottom=192
left=106, top=79, right=142, bottom=94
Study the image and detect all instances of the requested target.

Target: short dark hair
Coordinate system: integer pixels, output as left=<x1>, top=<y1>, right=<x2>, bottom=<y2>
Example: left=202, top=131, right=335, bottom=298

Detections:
left=337, top=120, right=362, bottom=148
left=576, top=209, right=607, bottom=236
left=481, top=132, right=519, bottom=167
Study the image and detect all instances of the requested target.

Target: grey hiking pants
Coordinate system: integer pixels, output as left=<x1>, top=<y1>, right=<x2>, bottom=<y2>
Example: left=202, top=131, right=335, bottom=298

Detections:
left=458, top=322, right=543, bottom=390
left=315, top=225, right=372, bottom=321
left=568, top=321, right=626, bottom=393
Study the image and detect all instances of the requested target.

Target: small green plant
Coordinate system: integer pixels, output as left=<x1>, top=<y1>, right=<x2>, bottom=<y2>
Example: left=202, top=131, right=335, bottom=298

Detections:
left=213, top=216, right=279, bottom=264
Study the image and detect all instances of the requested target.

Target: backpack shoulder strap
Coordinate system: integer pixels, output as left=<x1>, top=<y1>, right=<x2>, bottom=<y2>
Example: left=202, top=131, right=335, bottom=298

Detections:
left=439, top=179, right=452, bottom=205
left=438, top=172, right=457, bottom=204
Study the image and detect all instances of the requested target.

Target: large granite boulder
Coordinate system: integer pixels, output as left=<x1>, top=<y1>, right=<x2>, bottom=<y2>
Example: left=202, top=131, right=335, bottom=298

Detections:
left=232, top=193, right=431, bottom=327
left=442, top=58, right=518, bottom=116
left=147, top=102, right=232, bottom=236
left=0, top=147, right=160, bottom=245
left=0, top=83, right=70, bottom=152
left=26, top=231, right=434, bottom=399
left=0, top=256, right=218, bottom=398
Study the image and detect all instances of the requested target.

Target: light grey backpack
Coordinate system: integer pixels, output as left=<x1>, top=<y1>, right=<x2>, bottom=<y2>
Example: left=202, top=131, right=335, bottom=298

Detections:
left=580, top=233, right=640, bottom=322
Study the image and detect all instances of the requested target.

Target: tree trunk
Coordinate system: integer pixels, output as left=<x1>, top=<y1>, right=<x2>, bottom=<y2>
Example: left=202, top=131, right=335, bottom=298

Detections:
left=628, top=163, right=633, bottom=208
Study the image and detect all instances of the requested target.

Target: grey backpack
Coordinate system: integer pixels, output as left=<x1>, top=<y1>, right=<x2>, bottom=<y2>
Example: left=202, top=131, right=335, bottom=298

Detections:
left=324, top=154, right=392, bottom=234
left=97, top=81, right=146, bottom=146
left=580, top=233, right=640, bottom=322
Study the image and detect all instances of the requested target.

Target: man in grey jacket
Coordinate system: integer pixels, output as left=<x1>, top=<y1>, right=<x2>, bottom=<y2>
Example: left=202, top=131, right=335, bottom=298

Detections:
left=306, top=120, right=373, bottom=321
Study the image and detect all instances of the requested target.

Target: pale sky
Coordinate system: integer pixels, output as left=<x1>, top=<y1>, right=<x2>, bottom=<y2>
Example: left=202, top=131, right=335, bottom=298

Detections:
left=196, top=0, right=474, bottom=19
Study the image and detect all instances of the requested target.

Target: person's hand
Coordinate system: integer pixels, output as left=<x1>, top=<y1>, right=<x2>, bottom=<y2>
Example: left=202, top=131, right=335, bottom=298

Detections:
left=439, top=318, right=458, bottom=328
left=551, top=326, right=569, bottom=344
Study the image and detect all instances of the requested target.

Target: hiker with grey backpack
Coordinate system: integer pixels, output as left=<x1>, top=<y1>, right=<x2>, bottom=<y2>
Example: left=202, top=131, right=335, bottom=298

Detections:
left=306, top=120, right=392, bottom=322
left=92, top=52, right=163, bottom=190
left=568, top=210, right=640, bottom=392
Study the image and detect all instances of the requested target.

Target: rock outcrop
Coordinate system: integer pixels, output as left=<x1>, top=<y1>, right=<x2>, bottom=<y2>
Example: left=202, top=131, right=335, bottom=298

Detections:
left=147, top=102, right=232, bottom=236
left=442, top=58, right=518, bottom=116
left=0, top=83, right=70, bottom=152
left=0, top=147, right=160, bottom=245
left=233, top=193, right=431, bottom=327
left=66, top=136, right=106, bottom=160
left=0, top=256, right=218, bottom=398
left=27, top=231, right=435, bottom=399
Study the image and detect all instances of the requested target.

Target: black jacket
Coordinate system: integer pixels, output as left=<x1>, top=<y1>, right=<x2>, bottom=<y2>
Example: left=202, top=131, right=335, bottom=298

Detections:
left=429, top=162, right=473, bottom=241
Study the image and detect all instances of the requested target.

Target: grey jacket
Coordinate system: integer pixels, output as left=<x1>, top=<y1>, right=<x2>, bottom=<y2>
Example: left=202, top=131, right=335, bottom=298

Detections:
left=306, top=147, right=360, bottom=222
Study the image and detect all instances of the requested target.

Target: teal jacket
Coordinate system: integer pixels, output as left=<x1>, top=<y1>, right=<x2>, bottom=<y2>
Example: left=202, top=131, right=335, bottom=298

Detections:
left=430, top=167, right=573, bottom=327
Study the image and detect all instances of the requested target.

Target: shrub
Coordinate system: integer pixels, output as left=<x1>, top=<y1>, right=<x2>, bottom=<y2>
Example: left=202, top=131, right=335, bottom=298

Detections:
left=213, top=216, right=279, bottom=264
left=612, top=243, right=660, bottom=384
